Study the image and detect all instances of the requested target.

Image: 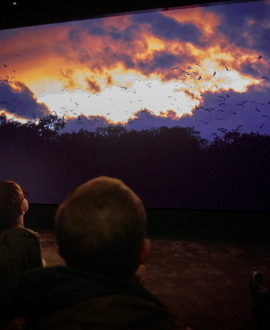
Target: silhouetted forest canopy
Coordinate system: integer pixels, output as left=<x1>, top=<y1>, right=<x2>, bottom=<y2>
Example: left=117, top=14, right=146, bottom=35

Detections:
left=1, top=114, right=270, bottom=210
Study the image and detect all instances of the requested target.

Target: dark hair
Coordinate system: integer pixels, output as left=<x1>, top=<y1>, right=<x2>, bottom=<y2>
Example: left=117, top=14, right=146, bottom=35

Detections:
left=55, top=176, right=147, bottom=279
left=0, top=181, right=24, bottom=231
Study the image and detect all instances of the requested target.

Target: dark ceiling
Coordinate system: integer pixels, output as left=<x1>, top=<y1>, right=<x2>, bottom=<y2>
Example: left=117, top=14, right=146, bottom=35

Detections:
left=0, top=0, right=256, bottom=30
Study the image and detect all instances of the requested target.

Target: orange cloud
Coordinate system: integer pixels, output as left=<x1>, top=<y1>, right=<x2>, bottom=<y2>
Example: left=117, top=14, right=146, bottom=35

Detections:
left=163, top=6, right=221, bottom=35
left=85, top=78, right=101, bottom=93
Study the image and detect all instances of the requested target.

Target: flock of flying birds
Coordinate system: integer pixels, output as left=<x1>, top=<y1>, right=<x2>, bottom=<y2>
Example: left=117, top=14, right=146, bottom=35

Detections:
left=171, top=56, right=268, bottom=82
left=0, top=53, right=270, bottom=135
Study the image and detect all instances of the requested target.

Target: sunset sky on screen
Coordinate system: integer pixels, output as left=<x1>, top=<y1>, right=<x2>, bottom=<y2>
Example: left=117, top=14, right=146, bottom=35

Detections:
left=0, top=0, right=270, bottom=140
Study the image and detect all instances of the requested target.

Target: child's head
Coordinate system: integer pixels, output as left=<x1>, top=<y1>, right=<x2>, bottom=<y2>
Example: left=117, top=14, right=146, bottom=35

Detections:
left=55, top=176, right=148, bottom=279
left=0, top=181, right=25, bottom=231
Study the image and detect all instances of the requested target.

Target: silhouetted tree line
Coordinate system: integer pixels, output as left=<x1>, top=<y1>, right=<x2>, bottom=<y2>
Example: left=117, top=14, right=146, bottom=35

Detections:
left=0, top=114, right=269, bottom=210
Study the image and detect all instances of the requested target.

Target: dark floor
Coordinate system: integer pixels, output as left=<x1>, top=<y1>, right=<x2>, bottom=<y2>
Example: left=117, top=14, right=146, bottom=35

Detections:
left=39, top=232, right=269, bottom=330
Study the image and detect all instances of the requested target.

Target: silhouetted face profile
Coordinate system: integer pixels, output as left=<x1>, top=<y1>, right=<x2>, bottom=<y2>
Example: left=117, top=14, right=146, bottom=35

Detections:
left=21, top=191, right=29, bottom=214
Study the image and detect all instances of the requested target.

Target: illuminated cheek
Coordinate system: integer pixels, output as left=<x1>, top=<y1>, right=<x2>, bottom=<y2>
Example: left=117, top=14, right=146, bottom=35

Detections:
left=22, top=199, right=29, bottom=212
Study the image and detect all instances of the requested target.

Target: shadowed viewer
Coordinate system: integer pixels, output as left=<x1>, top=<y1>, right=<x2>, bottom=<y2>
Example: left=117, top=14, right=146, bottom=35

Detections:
left=0, top=181, right=45, bottom=329
left=4, top=176, right=183, bottom=329
left=250, top=270, right=270, bottom=329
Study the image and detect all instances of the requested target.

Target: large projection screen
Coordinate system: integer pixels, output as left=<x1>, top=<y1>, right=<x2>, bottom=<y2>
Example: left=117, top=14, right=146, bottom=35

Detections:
left=0, top=0, right=269, bottom=210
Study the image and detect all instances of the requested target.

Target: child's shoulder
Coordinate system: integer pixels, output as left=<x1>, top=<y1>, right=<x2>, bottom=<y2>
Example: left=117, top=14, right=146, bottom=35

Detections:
left=0, top=226, right=41, bottom=251
left=3, top=225, right=40, bottom=240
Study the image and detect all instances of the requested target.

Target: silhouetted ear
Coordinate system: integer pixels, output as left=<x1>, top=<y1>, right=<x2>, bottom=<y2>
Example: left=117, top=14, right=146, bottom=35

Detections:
left=139, top=238, right=151, bottom=264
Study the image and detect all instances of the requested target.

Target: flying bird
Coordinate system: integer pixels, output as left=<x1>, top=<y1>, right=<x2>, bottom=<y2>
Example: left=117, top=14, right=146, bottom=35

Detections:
left=121, top=87, right=127, bottom=89
left=225, top=67, right=230, bottom=71
left=3, top=64, right=7, bottom=67
left=237, top=103, right=244, bottom=107
left=261, top=77, right=268, bottom=81
left=213, top=71, right=216, bottom=76
left=218, top=128, right=228, bottom=133
left=219, top=96, right=225, bottom=101
left=198, top=76, right=202, bottom=80
left=219, top=103, right=226, bottom=106
left=258, top=55, right=263, bottom=60
left=260, top=123, right=265, bottom=128
left=11, top=98, right=17, bottom=102
left=218, top=110, right=224, bottom=112
left=187, top=66, right=192, bottom=69
left=262, top=115, right=270, bottom=119
left=231, top=111, right=236, bottom=114
left=172, top=68, right=179, bottom=71
left=77, top=122, right=83, bottom=125
left=256, top=108, right=261, bottom=112
left=233, top=125, right=242, bottom=132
